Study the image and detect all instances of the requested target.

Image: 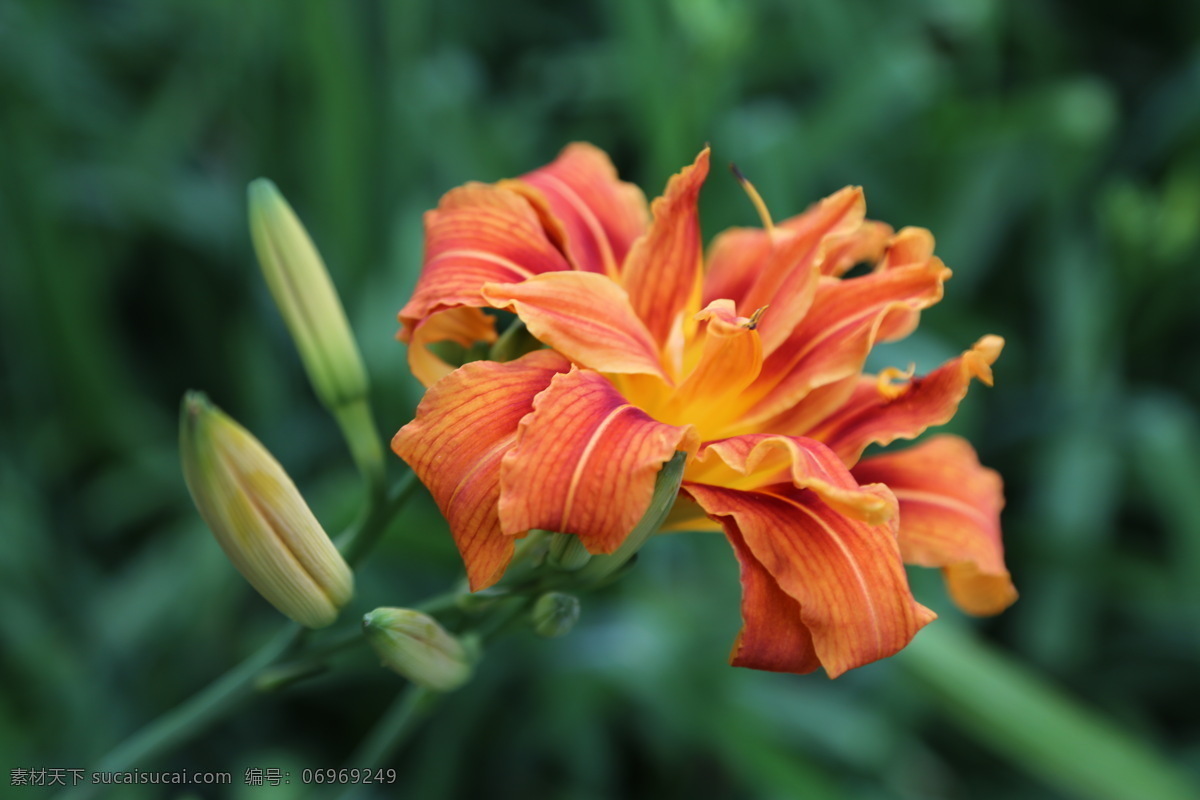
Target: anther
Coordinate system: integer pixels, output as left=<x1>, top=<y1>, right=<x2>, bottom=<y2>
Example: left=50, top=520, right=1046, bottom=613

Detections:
left=743, top=305, right=769, bottom=330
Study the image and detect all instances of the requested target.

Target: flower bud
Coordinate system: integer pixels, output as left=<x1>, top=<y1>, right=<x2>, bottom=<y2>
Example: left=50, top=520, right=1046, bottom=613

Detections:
left=247, top=179, right=368, bottom=411
left=531, top=592, right=581, bottom=638
left=180, top=392, right=353, bottom=628
left=362, top=608, right=473, bottom=691
left=247, top=180, right=383, bottom=485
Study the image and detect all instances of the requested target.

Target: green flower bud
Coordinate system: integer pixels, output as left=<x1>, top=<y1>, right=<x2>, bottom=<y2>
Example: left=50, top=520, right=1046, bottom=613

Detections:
left=531, top=592, right=580, bottom=638
left=247, top=179, right=383, bottom=486
left=180, top=392, right=353, bottom=628
left=362, top=608, right=473, bottom=692
left=248, top=179, right=367, bottom=411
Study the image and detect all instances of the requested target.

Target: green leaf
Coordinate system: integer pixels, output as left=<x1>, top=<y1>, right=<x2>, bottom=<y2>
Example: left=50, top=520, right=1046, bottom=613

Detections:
left=902, top=623, right=1198, bottom=800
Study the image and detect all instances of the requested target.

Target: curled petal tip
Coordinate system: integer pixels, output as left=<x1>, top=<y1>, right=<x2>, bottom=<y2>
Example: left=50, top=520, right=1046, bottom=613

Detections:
left=966, top=335, right=1005, bottom=386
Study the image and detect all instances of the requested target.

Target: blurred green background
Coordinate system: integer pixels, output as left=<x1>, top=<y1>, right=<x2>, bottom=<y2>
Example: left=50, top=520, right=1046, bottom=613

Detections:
left=3, top=0, right=1199, bottom=798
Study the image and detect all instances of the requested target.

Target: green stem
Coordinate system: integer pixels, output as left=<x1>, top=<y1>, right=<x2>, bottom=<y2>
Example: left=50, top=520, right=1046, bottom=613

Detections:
left=488, top=318, right=539, bottom=362
left=337, top=470, right=419, bottom=567
left=332, top=397, right=386, bottom=494
left=338, top=685, right=438, bottom=799
left=902, top=623, right=1199, bottom=800
left=60, top=624, right=304, bottom=800
left=255, top=626, right=367, bottom=692
left=58, top=471, right=422, bottom=799
left=478, top=597, right=536, bottom=642
left=414, top=587, right=469, bottom=615
left=510, top=529, right=549, bottom=566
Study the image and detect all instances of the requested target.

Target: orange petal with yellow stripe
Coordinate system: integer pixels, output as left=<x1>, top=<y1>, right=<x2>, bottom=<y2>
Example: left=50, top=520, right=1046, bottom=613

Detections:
left=809, top=335, right=1004, bottom=465
left=505, top=142, right=649, bottom=276
left=852, top=435, right=1016, bottom=615
left=741, top=256, right=951, bottom=425
left=620, top=148, right=710, bottom=348
left=482, top=272, right=667, bottom=378
left=702, top=187, right=893, bottom=354
left=746, top=373, right=860, bottom=439
left=704, top=186, right=863, bottom=306
left=688, top=434, right=894, bottom=525
left=498, top=369, right=697, bottom=554
left=684, top=481, right=935, bottom=677
left=399, top=183, right=572, bottom=340
left=391, top=350, right=570, bottom=590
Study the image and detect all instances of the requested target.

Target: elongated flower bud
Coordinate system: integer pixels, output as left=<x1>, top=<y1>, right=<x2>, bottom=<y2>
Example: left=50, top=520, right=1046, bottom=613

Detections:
left=362, top=608, right=473, bottom=691
left=248, top=179, right=368, bottom=410
left=180, top=392, right=353, bottom=628
left=247, top=179, right=383, bottom=486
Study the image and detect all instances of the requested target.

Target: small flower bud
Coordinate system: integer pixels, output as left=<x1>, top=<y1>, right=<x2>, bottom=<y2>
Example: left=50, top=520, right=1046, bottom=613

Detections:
left=531, top=592, right=581, bottom=638
left=362, top=608, right=473, bottom=691
left=180, top=392, right=353, bottom=628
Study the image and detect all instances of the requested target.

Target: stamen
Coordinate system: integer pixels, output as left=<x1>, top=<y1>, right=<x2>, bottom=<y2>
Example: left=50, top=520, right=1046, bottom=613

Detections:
left=743, top=305, right=768, bottom=330
left=730, top=163, right=775, bottom=234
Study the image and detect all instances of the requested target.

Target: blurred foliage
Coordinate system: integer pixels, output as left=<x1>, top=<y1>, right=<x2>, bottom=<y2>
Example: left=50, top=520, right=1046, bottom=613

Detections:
left=2, top=0, right=1199, bottom=798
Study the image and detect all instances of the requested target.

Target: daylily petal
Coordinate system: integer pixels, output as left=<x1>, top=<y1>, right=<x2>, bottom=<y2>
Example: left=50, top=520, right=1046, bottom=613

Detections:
left=402, top=306, right=498, bottom=388
left=852, top=226, right=944, bottom=342
left=816, top=218, right=894, bottom=278
left=651, top=301, right=763, bottom=439
left=879, top=225, right=935, bottom=270
left=392, top=350, right=571, bottom=590
left=504, top=142, right=649, bottom=276
left=703, top=186, right=862, bottom=306
left=687, top=434, right=894, bottom=524
left=482, top=272, right=667, bottom=378
left=715, top=230, right=823, bottom=358
left=702, top=187, right=893, bottom=354
left=699, top=227, right=760, bottom=311
left=399, top=183, right=572, bottom=340
left=620, top=148, right=711, bottom=351
left=747, top=373, right=860, bottom=439
left=498, top=369, right=697, bottom=554
left=852, top=435, right=1015, bottom=615
left=723, top=523, right=821, bottom=673
left=739, top=255, right=951, bottom=425
left=809, top=335, right=1004, bottom=465
left=684, top=481, right=935, bottom=677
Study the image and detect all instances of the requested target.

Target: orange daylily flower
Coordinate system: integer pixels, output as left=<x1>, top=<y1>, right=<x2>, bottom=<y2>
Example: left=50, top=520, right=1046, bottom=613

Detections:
left=394, top=143, right=1015, bottom=677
